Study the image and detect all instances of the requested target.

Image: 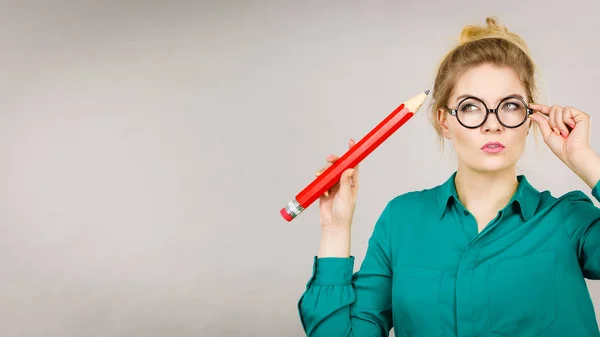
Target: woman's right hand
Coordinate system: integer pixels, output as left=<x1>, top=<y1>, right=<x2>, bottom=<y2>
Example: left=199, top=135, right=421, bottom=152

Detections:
left=315, top=139, right=360, bottom=230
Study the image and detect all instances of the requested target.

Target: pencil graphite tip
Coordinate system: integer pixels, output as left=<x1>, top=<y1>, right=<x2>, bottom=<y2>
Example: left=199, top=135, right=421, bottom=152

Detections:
left=425, top=89, right=430, bottom=95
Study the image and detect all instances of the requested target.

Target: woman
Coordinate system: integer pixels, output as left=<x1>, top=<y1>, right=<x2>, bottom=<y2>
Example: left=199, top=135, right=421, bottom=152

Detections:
left=297, top=17, right=600, bottom=337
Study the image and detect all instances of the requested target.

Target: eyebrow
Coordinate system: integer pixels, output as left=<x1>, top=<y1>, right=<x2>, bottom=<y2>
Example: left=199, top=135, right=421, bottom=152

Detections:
left=455, top=93, right=526, bottom=103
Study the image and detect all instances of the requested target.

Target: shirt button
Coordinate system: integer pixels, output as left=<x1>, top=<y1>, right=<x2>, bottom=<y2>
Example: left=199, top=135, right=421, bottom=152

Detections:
left=464, top=210, right=469, bottom=216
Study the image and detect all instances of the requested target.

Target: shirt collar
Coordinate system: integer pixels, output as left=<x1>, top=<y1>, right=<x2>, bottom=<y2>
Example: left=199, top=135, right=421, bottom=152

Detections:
left=437, top=171, right=540, bottom=221
left=436, top=171, right=459, bottom=219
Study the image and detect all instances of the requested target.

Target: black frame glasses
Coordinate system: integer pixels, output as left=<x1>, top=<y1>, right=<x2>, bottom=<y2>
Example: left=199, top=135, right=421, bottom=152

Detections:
left=444, top=95, right=533, bottom=129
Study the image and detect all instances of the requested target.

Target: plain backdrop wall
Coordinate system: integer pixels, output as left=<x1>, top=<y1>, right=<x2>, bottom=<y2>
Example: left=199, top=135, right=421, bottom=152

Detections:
left=0, top=0, right=599, bottom=336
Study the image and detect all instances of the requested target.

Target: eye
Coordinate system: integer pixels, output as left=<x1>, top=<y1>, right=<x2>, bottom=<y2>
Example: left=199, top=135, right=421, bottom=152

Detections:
left=462, top=104, right=479, bottom=112
left=502, top=101, right=523, bottom=111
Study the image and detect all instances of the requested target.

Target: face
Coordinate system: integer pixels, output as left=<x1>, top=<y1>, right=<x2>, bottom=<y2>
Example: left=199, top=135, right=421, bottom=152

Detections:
left=437, top=63, right=532, bottom=174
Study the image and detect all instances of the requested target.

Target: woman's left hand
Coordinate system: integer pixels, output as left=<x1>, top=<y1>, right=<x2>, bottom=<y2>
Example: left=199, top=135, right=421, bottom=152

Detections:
left=528, top=103, right=592, bottom=169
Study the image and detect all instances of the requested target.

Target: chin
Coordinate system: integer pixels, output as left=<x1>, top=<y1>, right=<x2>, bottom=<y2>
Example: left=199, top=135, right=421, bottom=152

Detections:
left=457, top=146, right=521, bottom=174
left=474, top=157, right=516, bottom=173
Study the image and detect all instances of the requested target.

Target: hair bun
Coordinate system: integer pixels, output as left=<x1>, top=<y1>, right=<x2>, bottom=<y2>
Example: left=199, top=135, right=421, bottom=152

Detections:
left=459, top=16, right=509, bottom=44
left=485, top=17, right=507, bottom=31
left=458, top=16, right=529, bottom=53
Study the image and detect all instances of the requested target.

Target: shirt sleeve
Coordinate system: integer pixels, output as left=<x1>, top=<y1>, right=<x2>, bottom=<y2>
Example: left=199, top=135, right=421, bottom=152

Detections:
left=565, top=179, right=600, bottom=279
left=297, top=202, right=394, bottom=337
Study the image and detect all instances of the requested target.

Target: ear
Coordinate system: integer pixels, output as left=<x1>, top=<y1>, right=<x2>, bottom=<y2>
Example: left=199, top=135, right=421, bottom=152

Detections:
left=437, top=108, right=451, bottom=139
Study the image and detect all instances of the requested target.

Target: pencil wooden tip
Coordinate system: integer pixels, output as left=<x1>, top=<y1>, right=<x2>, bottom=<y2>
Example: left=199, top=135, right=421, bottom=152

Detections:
left=404, top=90, right=429, bottom=114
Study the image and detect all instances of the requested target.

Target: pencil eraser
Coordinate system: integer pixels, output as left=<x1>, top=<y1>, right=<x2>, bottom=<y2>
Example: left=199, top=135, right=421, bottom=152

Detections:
left=280, top=208, right=293, bottom=222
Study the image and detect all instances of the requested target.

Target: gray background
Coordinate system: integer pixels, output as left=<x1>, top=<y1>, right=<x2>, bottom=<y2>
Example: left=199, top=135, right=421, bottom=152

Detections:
left=0, top=0, right=599, bottom=336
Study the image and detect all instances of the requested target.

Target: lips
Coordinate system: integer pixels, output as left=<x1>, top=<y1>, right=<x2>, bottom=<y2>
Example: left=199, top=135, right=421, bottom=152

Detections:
left=481, top=142, right=505, bottom=153
left=482, top=142, right=505, bottom=149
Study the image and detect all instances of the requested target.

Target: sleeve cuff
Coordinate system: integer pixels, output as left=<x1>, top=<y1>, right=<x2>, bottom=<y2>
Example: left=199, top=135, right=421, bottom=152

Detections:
left=310, top=256, right=355, bottom=286
left=593, top=180, right=600, bottom=203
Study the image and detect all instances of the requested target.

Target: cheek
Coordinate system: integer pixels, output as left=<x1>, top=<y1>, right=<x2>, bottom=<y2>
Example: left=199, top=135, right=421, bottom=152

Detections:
left=449, top=127, right=479, bottom=149
left=508, top=130, right=529, bottom=150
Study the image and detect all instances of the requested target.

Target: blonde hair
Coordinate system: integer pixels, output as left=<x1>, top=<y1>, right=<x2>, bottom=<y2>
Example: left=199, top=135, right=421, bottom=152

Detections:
left=429, top=17, right=539, bottom=145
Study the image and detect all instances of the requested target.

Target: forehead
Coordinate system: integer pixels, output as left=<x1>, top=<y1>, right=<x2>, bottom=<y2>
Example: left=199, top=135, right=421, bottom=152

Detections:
left=452, top=63, right=526, bottom=103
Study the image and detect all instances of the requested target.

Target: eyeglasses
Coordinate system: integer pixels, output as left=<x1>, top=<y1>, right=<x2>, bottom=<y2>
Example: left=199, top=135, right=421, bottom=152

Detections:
left=444, top=95, right=533, bottom=129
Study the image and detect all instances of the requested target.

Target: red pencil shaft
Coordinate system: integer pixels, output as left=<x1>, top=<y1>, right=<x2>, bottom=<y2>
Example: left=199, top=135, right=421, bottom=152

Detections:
left=295, top=103, right=413, bottom=209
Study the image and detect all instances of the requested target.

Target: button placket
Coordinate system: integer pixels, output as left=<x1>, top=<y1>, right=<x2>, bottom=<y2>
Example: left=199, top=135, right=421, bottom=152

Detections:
left=455, top=246, right=479, bottom=337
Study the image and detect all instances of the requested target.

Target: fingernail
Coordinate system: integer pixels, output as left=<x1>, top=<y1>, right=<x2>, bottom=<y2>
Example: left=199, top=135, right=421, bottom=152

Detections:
left=327, top=155, right=333, bottom=160
left=560, top=131, right=568, bottom=138
left=569, top=123, right=575, bottom=129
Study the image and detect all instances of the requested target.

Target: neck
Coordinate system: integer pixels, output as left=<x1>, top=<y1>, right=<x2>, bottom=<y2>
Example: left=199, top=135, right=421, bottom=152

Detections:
left=454, top=163, right=519, bottom=214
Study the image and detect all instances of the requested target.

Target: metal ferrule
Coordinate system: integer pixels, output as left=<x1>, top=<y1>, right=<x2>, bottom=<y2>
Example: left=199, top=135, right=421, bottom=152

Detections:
left=284, top=198, right=304, bottom=219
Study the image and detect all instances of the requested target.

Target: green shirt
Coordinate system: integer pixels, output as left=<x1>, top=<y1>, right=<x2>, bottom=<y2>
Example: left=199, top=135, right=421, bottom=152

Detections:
left=297, top=173, right=600, bottom=337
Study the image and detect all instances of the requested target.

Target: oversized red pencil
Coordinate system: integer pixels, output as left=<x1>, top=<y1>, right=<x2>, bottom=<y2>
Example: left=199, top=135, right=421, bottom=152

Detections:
left=280, top=90, right=430, bottom=222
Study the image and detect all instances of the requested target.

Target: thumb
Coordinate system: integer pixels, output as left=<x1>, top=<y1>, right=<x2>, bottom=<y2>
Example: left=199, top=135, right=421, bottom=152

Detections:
left=339, top=168, right=356, bottom=195
left=529, top=113, right=553, bottom=140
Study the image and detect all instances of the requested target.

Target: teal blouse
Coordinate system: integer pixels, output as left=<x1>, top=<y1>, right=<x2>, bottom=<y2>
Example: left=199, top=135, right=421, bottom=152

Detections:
left=297, top=173, right=600, bottom=337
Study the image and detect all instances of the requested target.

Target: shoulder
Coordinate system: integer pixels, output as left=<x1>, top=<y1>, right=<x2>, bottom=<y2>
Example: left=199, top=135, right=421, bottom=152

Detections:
left=538, top=188, right=594, bottom=208
left=560, top=190, right=595, bottom=203
left=554, top=189, right=598, bottom=219
left=535, top=185, right=598, bottom=225
left=384, top=182, right=444, bottom=213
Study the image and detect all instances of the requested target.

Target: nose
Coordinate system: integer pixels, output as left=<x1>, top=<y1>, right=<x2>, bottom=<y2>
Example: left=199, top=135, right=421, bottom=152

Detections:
left=482, top=110, right=502, bottom=132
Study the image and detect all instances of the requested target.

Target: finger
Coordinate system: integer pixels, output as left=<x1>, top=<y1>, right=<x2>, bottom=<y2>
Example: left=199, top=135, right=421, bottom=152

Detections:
left=563, top=106, right=577, bottom=129
left=316, top=154, right=339, bottom=177
left=565, top=106, right=590, bottom=126
left=553, top=106, right=569, bottom=138
left=530, top=102, right=558, bottom=135
left=339, top=168, right=356, bottom=193
left=347, top=168, right=359, bottom=191
left=529, top=112, right=553, bottom=140
left=347, top=168, right=357, bottom=189
left=529, top=103, right=550, bottom=115
left=549, top=105, right=562, bottom=136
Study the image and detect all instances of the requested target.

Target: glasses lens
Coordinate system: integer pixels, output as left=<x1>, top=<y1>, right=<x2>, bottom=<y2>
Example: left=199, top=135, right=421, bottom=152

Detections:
left=498, top=97, right=527, bottom=127
left=457, top=98, right=486, bottom=127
